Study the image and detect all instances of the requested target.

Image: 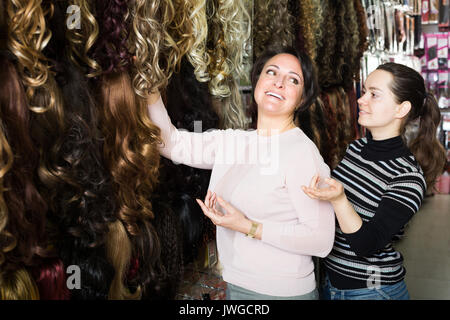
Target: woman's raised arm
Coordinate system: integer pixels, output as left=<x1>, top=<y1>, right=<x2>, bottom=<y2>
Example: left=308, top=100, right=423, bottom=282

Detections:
left=147, top=93, right=221, bottom=170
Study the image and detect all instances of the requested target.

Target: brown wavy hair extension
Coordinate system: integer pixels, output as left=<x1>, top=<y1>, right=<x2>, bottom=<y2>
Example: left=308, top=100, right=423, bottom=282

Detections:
left=96, top=72, right=163, bottom=297
left=297, top=0, right=323, bottom=64
left=342, top=0, right=360, bottom=89
left=325, top=88, right=347, bottom=167
left=353, top=0, right=369, bottom=82
left=66, top=0, right=101, bottom=77
left=253, top=0, right=295, bottom=62
left=319, top=91, right=340, bottom=168
left=316, top=0, right=337, bottom=89
left=94, top=0, right=164, bottom=289
left=376, top=63, right=447, bottom=189
left=0, top=53, right=48, bottom=266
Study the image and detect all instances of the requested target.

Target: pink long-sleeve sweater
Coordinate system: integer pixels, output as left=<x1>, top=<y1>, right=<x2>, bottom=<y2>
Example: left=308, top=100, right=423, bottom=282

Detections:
left=148, top=97, right=335, bottom=296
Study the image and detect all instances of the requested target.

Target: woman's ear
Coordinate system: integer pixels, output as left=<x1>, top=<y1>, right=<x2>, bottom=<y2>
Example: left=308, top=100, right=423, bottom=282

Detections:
left=395, top=101, right=412, bottom=119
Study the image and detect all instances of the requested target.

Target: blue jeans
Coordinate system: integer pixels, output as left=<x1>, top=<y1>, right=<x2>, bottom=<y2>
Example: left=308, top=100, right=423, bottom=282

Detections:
left=226, top=283, right=319, bottom=300
left=321, top=275, right=410, bottom=300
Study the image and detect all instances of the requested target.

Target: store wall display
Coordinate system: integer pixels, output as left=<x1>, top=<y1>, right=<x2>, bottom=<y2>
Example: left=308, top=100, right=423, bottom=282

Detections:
left=2, top=0, right=415, bottom=300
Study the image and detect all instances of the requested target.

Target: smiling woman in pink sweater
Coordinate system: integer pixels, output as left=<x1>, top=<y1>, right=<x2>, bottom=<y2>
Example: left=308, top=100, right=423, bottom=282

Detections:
left=147, top=46, right=335, bottom=300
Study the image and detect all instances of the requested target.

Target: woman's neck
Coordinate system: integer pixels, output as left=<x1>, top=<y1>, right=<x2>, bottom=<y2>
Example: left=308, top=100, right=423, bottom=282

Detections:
left=367, top=128, right=401, bottom=141
left=256, top=116, right=296, bottom=136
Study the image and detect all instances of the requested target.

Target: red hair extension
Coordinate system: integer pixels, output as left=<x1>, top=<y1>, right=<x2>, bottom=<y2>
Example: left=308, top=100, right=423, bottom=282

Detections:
left=32, top=258, right=70, bottom=300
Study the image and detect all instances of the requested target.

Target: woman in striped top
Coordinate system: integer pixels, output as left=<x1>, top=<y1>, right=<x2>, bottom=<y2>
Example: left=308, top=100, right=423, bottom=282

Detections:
left=302, top=62, right=447, bottom=300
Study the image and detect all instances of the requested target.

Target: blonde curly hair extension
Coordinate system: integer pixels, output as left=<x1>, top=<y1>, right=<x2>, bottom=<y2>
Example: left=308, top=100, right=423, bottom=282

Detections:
left=106, top=221, right=141, bottom=300
left=6, top=0, right=55, bottom=114
left=207, top=0, right=250, bottom=129
left=131, top=0, right=168, bottom=97
left=166, top=0, right=195, bottom=74
left=66, top=0, right=101, bottom=77
left=186, top=0, right=210, bottom=82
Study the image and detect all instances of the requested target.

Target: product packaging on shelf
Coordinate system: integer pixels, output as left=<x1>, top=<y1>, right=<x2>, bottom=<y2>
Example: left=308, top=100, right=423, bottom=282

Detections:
left=438, top=33, right=448, bottom=69
left=423, top=0, right=430, bottom=24
left=426, top=33, right=439, bottom=70
left=430, top=0, right=440, bottom=24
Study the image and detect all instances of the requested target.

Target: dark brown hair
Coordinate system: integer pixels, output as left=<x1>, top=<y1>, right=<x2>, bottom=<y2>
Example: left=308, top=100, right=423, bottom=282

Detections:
left=249, top=45, right=319, bottom=127
left=376, top=62, right=447, bottom=189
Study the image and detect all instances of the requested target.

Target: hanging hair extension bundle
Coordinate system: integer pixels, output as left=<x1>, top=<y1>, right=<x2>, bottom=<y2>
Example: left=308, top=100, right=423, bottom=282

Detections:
left=165, top=0, right=196, bottom=75
left=131, top=0, right=167, bottom=97
left=206, top=0, right=250, bottom=129
left=93, top=0, right=164, bottom=298
left=0, top=119, right=14, bottom=268
left=316, top=0, right=337, bottom=89
left=186, top=0, right=210, bottom=82
left=353, top=0, right=369, bottom=82
left=6, top=0, right=55, bottom=113
left=342, top=0, right=360, bottom=89
left=66, top=0, right=101, bottom=77
left=40, top=0, right=120, bottom=300
left=253, top=0, right=296, bottom=62
left=0, top=268, right=40, bottom=300
left=297, top=0, right=323, bottom=63
left=159, top=57, right=219, bottom=267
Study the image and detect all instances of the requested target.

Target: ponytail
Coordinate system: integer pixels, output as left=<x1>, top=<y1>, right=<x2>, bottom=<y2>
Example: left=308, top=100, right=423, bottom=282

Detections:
left=376, top=63, right=447, bottom=191
left=408, top=93, right=447, bottom=189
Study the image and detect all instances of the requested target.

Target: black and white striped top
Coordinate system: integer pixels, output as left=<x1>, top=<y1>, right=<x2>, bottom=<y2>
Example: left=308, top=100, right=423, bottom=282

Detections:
left=324, top=135, right=426, bottom=289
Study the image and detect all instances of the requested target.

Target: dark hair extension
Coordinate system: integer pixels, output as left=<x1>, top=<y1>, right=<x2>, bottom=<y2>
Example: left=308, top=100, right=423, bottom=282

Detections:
left=249, top=45, right=319, bottom=127
left=343, top=0, right=360, bottom=89
left=346, top=87, right=359, bottom=140
left=41, top=0, right=119, bottom=299
left=376, top=63, right=447, bottom=189
left=330, top=87, right=349, bottom=162
left=0, top=0, right=6, bottom=47
left=67, top=0, right=101, bottom=77
left=316, top=0, right=337, bottom=89
left=92, top=0, right=132, bottom=75
left=0, top=55, right=47, bottom=266
left=320, top=91, right=340, bottom=168
left=158, top=58, right=219, bottom=264
left=142, top=196, right=183, bottom=299
left=333, top=1, right=351, bottom=88
left=353, top=0, right=369, bottom=82
left=0, top=51, right=70, bottom=300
